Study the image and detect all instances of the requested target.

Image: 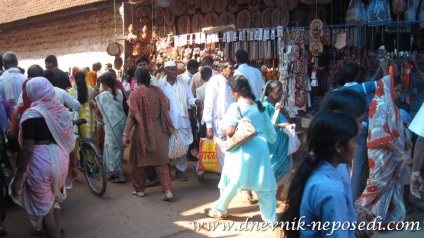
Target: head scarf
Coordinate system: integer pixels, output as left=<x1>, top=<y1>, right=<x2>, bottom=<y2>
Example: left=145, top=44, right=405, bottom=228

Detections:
left=367, top=75, right=403, bottom=148
left=20, top=77, right=75, bottom=154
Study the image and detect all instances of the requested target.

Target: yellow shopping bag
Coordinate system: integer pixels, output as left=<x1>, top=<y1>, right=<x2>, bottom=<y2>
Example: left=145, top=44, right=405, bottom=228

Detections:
left=197, top=138, right=220, bottom=173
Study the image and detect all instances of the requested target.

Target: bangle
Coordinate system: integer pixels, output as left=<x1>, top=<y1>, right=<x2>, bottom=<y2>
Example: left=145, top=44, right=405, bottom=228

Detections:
left=123, top=132, right=129, bottom=136
left=413, top=171, right=420, bottom=177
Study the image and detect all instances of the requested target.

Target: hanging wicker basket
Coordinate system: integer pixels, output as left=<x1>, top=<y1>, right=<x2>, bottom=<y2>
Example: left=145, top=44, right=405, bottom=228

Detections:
left=107, top=42, right=124, bottom=57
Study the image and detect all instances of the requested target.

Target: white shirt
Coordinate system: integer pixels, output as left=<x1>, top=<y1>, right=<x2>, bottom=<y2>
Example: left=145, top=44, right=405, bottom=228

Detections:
left=0, top=68, right=26, bottom=106
left=234, top=63, right=265, bottom=99
left=202, top=74, right=235, bottom=138
left=134, top=74, right=159, bottom=89
left=53, top=87, right=81, bottom=111
left=159, top=77, right=197, bottom=129
left=179, top=70, right=193, bottom=85
left=409, top=103, right=424, bottom=137
left=17, top=87, right=81, bottom=111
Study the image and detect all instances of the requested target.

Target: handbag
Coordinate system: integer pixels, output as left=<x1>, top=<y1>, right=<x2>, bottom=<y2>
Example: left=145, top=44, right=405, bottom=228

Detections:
left=283, top=124, right=301, bottom=156
left=168, top=130, right=186, bottom=159
left=226, top=105, right=258, bottom=152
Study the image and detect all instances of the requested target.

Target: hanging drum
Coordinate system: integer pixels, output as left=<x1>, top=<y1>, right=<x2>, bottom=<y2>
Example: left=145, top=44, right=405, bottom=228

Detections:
left=192, top=13, right=204, bottom=32
left=107, top=42, right=124, bottom=56
left=263, top=0, right=277, bottom=8
left=177, top=15, right=191, bottom=35
left=170, top=0, right=187, bottom=16
left=271, top=9, right=289, bottom=27
left=204, top=12, right=219, bottom=28
left=114, top=56, right=123, bottom=70
left=261, top=8, right=274, bottom=28
left=219, top=12, right=235, bottom=26
left=165, top=8, right=175, bottom=26
left=236, top=10, right=251, bottom=29
left=201, top=0, right=214, bottom=13
left=214, top=0, right=227, bottom=13
left=251, top=10, right=261, bottom=28
left=278, top=0, right=298, bottom=12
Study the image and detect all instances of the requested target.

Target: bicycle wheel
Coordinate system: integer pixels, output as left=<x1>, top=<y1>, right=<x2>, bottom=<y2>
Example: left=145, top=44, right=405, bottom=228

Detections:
left=82, top=144, right=106, bottom=196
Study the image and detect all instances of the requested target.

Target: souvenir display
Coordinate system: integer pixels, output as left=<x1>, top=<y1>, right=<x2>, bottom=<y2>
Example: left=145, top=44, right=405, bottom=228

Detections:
left=122, top=0, right=421, bottom=120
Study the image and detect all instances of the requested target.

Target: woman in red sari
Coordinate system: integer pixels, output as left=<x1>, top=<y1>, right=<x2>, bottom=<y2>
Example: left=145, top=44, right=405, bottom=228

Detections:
left=122, top=68, right=175, bottom=201
left=356, top=75, right=412, bottom=223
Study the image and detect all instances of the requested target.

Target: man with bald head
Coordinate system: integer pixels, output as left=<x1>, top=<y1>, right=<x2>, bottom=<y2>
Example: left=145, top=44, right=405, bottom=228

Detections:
left=0, top=52, right=26, bottom=106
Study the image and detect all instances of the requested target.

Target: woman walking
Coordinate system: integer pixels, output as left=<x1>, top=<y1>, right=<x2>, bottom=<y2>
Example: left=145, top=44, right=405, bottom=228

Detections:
left=204, top=75, right=277, bottom=223
left=122, top=68, right=174, bottom=201
left=261, top=80, right=291, bottom=206
left=10, top=77, right=75, bottom=238
left=356, top=76, right=412, bottom=223
left=95, top=72, right=126, bottom=183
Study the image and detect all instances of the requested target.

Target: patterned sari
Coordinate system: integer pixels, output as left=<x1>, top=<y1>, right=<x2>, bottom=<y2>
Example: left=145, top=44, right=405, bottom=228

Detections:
left=355, top=75, right=407, bottom=222
left=10, top=77, right=75, bottom=226
left=95, top=90, right=126, bottom=178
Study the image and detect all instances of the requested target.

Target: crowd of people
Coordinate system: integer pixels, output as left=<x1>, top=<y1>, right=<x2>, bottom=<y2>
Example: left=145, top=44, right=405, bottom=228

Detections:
left=0, top=49, right=423, bottom=238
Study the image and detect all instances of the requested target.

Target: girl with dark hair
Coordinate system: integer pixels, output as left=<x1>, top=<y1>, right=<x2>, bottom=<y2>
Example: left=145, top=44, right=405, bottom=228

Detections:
left=122, top=67, right=174, bottom=200
left=204, top=75, right=278, bottom=223
left=281, top=110, right=359, bottom=238
left=67, top=71, right=95, bottom=183
left=260, top=80, right=291, bottom=207
left=95, top=72, right=126, bottom=183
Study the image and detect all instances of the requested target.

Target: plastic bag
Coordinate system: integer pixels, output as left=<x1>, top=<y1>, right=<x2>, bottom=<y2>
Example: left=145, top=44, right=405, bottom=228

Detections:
left=367, top=0, right=392, bottom=23
left=168, top=131, right=186, bottom=159
left=283, top=124, right=301, bottom=156
left=346, top=0, right=367, bottom=24
left=197, top=139, right=220, bottom=173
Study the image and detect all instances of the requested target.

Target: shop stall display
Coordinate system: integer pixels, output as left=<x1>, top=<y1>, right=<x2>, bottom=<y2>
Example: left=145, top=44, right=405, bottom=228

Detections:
left=122, top=0, right=424, bottom=118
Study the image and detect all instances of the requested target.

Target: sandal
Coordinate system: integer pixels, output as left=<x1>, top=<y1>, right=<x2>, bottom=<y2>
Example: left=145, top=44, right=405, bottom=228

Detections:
left=131, top=190, right=145, bottom=197
left=204, top=208, right=227, bottom=220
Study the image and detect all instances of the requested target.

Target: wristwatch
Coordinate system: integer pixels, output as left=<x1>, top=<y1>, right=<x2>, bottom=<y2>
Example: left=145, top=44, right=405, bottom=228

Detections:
left=412, top=171, right=420, bottom=177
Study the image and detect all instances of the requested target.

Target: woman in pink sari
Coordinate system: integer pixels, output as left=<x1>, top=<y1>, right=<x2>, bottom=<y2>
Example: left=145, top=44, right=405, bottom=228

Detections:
left=10, top=77, right=75, bottom=238
left=356, top=75, right=412, bottom=224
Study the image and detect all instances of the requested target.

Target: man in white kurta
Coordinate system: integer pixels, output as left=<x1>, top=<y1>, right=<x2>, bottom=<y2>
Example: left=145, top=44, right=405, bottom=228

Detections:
left=159, top=61, right=201, bottom=181
left=197, top=62, right=235, bottom=177
left=0, top=52, right=25, bottom=107
left=234, top=49, right=265, bottom=99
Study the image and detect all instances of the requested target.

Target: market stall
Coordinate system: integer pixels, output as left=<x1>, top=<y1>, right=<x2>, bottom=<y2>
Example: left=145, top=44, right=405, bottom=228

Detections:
left=122, top=0, right=424, bottom=117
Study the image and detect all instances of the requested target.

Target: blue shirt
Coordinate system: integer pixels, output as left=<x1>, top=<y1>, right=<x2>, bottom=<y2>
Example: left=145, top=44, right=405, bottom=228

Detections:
left=339, top=81, right=377, bottom=128
left=300, top=162, right=357, bottom=238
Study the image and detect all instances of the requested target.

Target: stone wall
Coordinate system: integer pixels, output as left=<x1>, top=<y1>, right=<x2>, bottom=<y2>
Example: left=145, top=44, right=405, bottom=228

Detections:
left=0, top=7, right=124, bottom=73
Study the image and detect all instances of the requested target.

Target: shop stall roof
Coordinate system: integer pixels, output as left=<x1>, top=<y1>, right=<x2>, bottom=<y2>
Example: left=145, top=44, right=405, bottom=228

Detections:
left=0, top=0, right=107, bottom=25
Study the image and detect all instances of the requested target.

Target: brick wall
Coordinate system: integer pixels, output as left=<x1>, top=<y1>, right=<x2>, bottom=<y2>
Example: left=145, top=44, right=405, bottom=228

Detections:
left=0, top=7, right=124, bottom=72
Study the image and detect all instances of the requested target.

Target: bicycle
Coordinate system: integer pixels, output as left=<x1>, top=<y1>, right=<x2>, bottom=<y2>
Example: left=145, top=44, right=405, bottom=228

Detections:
left=73, top=118, right=106, bottom=197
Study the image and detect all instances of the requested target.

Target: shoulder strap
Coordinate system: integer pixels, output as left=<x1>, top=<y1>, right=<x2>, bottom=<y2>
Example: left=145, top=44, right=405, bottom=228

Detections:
left=237, top=104, right=243, bottom=118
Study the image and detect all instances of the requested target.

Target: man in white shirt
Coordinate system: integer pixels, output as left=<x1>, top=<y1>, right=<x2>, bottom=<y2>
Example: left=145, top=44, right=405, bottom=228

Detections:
left=179, top=59, right=200, bottom=85
left=0, top=52, right=26, bottom=106
left=16, top=65, right=81, bottom=111
left=234, top=49, right=264, bottom=99
left=43, top=69, right=81, bottom=111
left=196, top=61, right=235, bottom=180
left=136, top=56, right=159, bottom=87
left=179, top=59, right=201, bottom=161
left=159, top=61, right=202, bottom=181
left=190, top=56, right=219, bottom=96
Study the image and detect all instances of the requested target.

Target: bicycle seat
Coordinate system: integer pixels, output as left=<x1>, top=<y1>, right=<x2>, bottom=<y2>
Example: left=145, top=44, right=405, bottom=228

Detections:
left=73, top=118, right=87, bottom=126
